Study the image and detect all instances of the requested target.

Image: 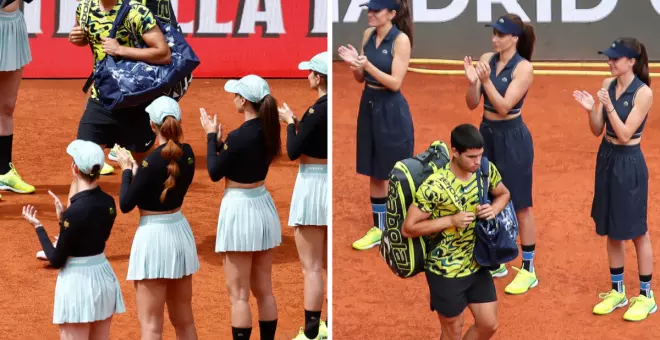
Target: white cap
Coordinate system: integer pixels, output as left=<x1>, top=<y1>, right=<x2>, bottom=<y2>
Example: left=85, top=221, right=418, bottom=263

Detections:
left=224, top=74, right=271, bottom=103
left=66, top=140, right=105, bottom=175
left=146, top=96, right=182, bottom=125
left=298, top=51, right=328, bottom=75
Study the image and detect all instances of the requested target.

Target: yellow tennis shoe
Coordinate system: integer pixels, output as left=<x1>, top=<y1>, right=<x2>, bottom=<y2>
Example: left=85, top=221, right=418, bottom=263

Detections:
left=504, top=266, right=538, bottom=294
left=100, top=162, right=114, bottom=175
left=352, top=227, right=382, bottom=250
left=319, top=320, right=328, bottom=339
left=490, top=264, right=508, bottom=278
left=291, top=320, right=328, bottom=340
left=593, top=288, right=628, bottom=315
left=0, top=163, right=35, bottom=194
left=623, top=291, right=657, bottom=321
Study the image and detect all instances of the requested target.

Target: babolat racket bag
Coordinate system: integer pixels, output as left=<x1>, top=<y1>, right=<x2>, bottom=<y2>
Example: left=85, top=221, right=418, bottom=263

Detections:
left=379, top=141, right=450, bottom=278
left=473, top=156, right=520, bottom=268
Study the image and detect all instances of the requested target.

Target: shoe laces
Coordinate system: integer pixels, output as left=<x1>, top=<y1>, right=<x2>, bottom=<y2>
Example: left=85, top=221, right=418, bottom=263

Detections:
left=598, top=290, right=621, bottom=300
left=7, top=163, right=21, bottom=179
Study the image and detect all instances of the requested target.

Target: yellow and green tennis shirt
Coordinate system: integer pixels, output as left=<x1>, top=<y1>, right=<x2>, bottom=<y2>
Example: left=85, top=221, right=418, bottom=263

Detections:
left=414, top=161, right=503, bottom=278
left=76, top=0, right=157, bottom=100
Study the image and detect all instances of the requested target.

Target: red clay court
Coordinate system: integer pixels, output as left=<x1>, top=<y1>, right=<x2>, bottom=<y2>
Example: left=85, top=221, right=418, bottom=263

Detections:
left=0, top=78, right=326, bottom=339
left=332, top=62, right=660, bottom=339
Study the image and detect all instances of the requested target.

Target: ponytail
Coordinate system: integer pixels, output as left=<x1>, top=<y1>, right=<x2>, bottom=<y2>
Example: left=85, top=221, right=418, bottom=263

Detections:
left=392, top=0, right=413, bottom=47
left=159, top=116, right=183, bottom=203
left=258, top=94, right=282, bottom=163
left=505, top=14, right=535, bottom=61
left=637, top=43, right=650, bottom=86
left=79, top=164, right=101, bottom=183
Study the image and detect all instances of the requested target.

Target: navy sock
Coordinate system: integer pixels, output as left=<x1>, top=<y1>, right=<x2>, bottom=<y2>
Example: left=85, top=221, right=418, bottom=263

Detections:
left=521, top=244, right=535, bottom=272
left=371, top=196, right=387, bottom=232
left=258, top=319, right=277, bottom=340
left=304, top=310, right=321, bottom=339
left=640, top=274, right=652, bottom=297
left=0, top=134, right=12, bottom=174
left=611, top=267, right=624, bottom=293
left=232, top=327, right=252, bottom=340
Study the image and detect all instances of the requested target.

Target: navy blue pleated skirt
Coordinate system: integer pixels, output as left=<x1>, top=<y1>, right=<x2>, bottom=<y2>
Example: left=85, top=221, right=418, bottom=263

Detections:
left=592, top=138, right=648, bottom=240
left=479, top=115, right=534, bottom=211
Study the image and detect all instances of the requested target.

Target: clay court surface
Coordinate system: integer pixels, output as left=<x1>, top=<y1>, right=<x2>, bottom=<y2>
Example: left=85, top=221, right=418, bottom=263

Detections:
left=0, top=79, right=325, bottom=339
left=332, top=62, right=660, bottom=339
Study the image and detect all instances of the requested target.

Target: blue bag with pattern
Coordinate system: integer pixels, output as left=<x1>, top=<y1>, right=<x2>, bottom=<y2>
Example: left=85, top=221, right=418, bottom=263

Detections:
left=85, top=0, right=200, bottom=110
left=473, top=157, right=519, bottom=268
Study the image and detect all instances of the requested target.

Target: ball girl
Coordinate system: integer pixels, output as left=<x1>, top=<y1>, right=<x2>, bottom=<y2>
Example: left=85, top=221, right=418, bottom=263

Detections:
left=116, top=96, right=199, bottom=339
left=201, top=74, right=282, bottom=340
left=573, top=37, right=656, bottom=321
left=278, top=51, right=329, bottom=340
left=22, top=139, right=125, bottom=339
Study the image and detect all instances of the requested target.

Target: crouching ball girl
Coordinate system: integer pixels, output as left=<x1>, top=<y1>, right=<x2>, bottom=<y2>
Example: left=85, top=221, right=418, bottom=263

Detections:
left=116, top=96, right=199, bottom=339
left=201, top=75, right=282, bottom=340
left=22, top=139, right=125, bottom=339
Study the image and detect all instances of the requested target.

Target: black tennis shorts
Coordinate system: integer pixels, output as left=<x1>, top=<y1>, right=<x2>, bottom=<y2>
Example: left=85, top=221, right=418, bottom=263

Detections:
left=592, top=138, right=648, bottom=240
left=77, top=98, right=156, bottom=153
left=356, top=87, right=414, bottom=181
left=426, top=267, right=497, bottom=318
left=480, top=115, right=534, bottom=211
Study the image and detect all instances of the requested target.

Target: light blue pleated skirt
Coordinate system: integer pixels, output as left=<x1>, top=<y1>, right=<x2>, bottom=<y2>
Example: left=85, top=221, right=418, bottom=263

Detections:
left=0, top=9, right=31, bottom=72
left=288, top=164, right=328, bottom=227
left=127, top=211, right=200, bottom=280
left=53, top=253, right=125, bottom=325
left=215, top=185, right=282, bottom=252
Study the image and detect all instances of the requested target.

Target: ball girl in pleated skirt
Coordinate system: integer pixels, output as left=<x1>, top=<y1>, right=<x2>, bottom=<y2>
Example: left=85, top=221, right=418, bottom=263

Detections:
left=116, top=96, right=199, bottom=338
left=278, top=51, right=329, bottom=340
left=200, top=74, right=282, bottom=340
left=22, top=139, right=125, bottom=339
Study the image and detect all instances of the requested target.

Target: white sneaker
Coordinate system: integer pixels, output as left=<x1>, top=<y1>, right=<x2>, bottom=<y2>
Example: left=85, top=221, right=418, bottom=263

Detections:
left=36, top=236, right=58, bottom=260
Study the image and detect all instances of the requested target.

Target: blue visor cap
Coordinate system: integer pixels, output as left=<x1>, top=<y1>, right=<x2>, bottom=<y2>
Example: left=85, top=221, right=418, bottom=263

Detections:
left=599, top=40, right=640, bottom=59
left=486, top=16, right=522, bottom=36
left=360, top=0, right=399, bottom=11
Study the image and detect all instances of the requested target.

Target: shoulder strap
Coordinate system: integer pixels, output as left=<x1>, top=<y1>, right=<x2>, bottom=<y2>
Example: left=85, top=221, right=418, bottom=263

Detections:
left=477, top=157, right=490, bottom=205
left=434, top=174, right=465, bottom=212
left=109, top=0, right=133, bottom=39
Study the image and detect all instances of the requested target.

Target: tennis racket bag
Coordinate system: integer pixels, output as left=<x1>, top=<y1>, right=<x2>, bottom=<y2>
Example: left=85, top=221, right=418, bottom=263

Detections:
left=80, top=0, right=199, bottom=110
left=473, top=157, right=519, bottom=268
left=379, top=141, right=450, bottom=278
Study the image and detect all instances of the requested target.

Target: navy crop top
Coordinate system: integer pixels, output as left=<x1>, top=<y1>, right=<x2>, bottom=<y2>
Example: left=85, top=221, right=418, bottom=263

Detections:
left=35, top=186, right=117, bottom=269
left=287, top=94, right=327, bottom=160
left=120, top=142, right=196, bottom=213
left=207, top=118, right=271, bottom=183
left=603, top=76, right=648, bottom=140
left=363, top=25, right=401, bottom=88
left=482, top=52, right=528, bottom=115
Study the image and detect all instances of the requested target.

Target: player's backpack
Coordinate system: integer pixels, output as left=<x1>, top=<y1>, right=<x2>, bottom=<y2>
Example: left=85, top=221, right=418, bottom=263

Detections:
left=78, top=0, right=199, bottom=110
left=472, top=157, right=520, bottom=267
left=379, top=141, right=451, bottom=278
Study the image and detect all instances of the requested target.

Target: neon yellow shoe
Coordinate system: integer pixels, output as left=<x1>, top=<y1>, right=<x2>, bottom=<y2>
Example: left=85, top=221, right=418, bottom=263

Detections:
left=593, top=288, right=628, bottom=315
left=504, top=266, right=538, bottom=294
left=623, top=291, right=657, bottom=321
left=100, top=162, right=114, bottom=175
left=352, top=227, right=382, bottom=250
left=490, top=264, right=508, bottom=278
left=319, top=320, right=328, bottom=339
left=0, top=163, right=35, bottom=194
left=292, top=328, right=320, bottom=340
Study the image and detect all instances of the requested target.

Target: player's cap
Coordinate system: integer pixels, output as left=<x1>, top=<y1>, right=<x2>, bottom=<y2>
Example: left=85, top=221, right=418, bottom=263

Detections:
left=598, top=39, right=640, bottom=59
left=486, top=15, right=522, bottom=37
left=146, top=96, right=182, bottom=125
left=360, top=0, right=399, bottom=11
left=298, top=51, right=329, bottom=75
left=224, top=75, right=271, bottom=103
left=66, top=140, right=105, bottom=175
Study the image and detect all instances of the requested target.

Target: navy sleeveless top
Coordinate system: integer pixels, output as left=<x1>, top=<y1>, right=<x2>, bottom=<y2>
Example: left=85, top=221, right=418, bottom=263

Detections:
left=482, top=52, right=528, bottom=115
left=603, top=76, right=648, bottom=139
left=363, top=25, right=401, bottom=87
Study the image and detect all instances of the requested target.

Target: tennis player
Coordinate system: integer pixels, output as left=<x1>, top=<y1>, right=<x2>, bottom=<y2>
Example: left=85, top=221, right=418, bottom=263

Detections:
left=201, top=75, right=282, bottom=340
left=337, top=0, right=415, bottom=251
left=0, top=0, right=36, bottom=198
left=463, top=14, right=538, bottom=294
left=402, top=124, right=509, bottom=340
left=278, top=51, right=329, bottom=340
left=573, top=37, right=656, bottom=321
left=22, top=140, right=125, bottom=339
left=117, top=96, right=199, bottom=338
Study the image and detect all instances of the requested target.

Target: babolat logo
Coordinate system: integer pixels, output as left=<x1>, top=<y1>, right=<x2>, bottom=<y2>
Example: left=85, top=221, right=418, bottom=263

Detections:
left=383, top=179, right=411, bottom=271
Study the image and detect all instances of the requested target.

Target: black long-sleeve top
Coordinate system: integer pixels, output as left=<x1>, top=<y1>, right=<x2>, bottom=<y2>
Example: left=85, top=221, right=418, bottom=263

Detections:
left=34, top=186, right=117, bottom=269
left=286, top=94, right=327, bottom=160
left=206, top=118, right=271, bottom=183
